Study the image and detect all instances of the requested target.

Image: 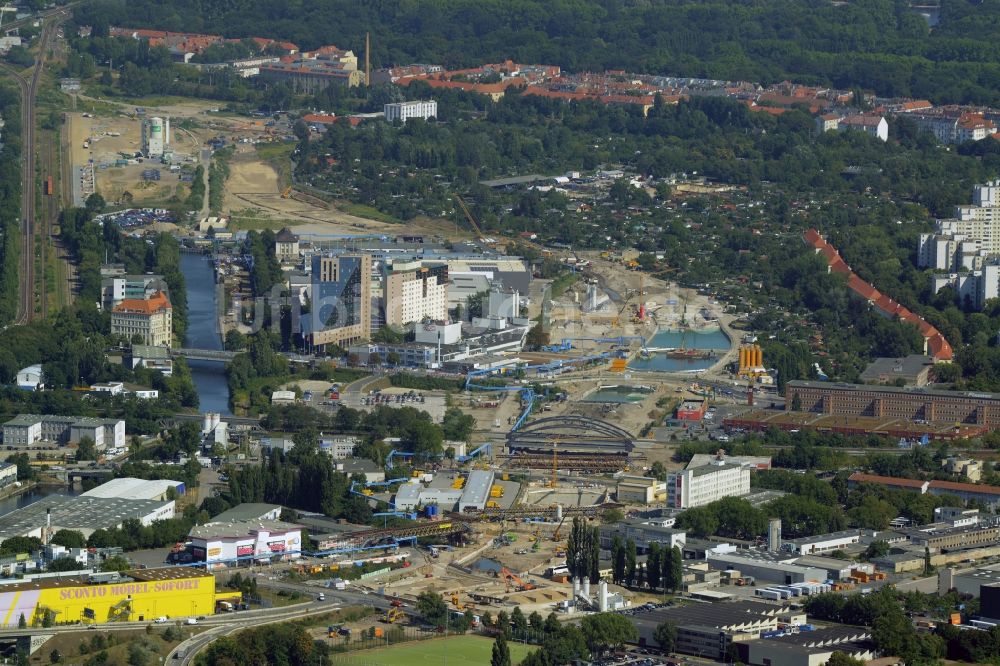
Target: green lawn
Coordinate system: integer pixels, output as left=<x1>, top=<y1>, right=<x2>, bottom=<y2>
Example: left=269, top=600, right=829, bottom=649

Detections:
left=329, top=635, right=533, bottom=665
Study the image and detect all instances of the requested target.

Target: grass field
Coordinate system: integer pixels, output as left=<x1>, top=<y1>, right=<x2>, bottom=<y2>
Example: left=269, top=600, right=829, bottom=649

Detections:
left=328, top=635, right=533, bottom=665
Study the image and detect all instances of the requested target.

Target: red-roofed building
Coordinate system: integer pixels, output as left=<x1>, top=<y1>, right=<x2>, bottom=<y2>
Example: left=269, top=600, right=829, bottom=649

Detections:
left=802, top=230, right=954, bottom=361
left=111, top=291, right=173, bottom=347
left=848, top=472, right=929, bottom=493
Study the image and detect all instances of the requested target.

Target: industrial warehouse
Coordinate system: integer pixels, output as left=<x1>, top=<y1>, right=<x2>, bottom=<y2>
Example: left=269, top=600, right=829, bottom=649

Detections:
left=0, top=568, right=239, bottom=626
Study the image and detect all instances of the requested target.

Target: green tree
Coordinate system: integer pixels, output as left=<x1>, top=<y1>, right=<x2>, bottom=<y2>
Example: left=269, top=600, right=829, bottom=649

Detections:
left=511, top=607, right=528, bottom=639
left=441, top=407, right=476, bottom=442
left=653, top=621, right=677, bottom=653
left=101, top=555, right=132, bottom=572
left=416, top=590, right=448, bottom=627
left=47, top=558, right=83, bottom=572
left=824, top=653, right=865, bottom=666
left=50, top=530, right=86, bottom=549
left=611, top=534, right=625, bottom=584
left=646, top=542, right=661, bottom=591
left=49, top=648, right=61, bottom=664
left=625, top=539, right=637, bottom=586
left=75, top=437, right=97, bottom=461
left=863, top=540, right=889, bottom=560
left=580, top=613, right=638, bottom=656
left=490, top=635, right=511, bottom=666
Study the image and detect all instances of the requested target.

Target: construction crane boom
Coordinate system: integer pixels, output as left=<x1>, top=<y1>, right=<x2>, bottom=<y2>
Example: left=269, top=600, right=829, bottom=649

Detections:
left=453, top=194, right=485, bottom=241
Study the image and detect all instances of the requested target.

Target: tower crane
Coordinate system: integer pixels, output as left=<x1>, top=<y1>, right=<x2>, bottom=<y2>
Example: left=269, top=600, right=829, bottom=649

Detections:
left=452, top=194, right=486, bottom=242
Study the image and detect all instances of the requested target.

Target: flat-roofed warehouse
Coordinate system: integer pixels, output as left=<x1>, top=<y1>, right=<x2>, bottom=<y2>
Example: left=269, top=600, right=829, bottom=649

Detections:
left=0, top=495, right=174, bottom=541
left=0, top=567, right=239, bottom=625
left=505, top=416, right=636, bottom=470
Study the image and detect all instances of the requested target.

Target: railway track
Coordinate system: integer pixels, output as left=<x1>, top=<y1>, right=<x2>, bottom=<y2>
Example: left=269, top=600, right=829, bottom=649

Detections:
left=5, top=17, right=59, bottom=324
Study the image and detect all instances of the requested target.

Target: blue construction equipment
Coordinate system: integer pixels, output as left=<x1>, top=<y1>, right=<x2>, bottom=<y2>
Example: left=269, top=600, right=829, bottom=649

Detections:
left=373, top=511, right=419, bottom=521
left=456, top=443, right=491, bottom=463
left=386, top=450, right=415, bottom=468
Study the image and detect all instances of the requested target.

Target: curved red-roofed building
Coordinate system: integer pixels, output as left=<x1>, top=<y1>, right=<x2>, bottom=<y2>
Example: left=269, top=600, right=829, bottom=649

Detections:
left=804, top=230, right=953, bottom=361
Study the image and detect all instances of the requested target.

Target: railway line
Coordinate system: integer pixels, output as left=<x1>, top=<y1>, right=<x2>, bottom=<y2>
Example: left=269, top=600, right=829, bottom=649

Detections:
left=5, top=16, right=60, bottom=324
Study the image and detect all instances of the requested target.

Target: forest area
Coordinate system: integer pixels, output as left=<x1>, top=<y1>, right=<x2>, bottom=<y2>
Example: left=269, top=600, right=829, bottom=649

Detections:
left=71, top=0, right=1000, bottom=106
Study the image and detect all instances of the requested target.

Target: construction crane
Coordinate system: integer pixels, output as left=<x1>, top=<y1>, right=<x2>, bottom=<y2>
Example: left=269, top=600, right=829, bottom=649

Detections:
left=452, top=194, right=486, bottom=242
left=611, top=292, right=634, bottom=329
left=552, top=514, right=567, bottom=542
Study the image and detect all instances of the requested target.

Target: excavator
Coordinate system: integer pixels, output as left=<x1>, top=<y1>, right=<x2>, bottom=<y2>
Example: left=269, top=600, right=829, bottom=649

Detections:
left=280, top=186, right=292, bottom=198
left=500, top=567, right=536, bottom=593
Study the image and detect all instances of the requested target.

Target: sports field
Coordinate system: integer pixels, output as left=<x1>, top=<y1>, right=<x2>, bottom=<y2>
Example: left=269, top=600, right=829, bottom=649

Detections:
left=328, top=635, right=533, bottom=665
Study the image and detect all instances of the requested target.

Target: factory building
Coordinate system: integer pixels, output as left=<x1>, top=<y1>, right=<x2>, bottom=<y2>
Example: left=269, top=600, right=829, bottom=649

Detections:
left=459, top=470, right=495, bottom=512
left=81, top=478, right=185, bottom=501
left=0, top=495, right=175, bottom=541
left=615, top=476, right=666, bottom=505
left=2, top=414, right=125, bottom=450
left=667, top=460, right=751, bottom=509
left=706, top=552, right=827, bottom=585
left=0, top=568, right=236, bottom=626
left=784, top=529, right=864, bottom=555
left=187, top=519, right=304, bottom=566
left=628, top=601, right=803, bottom=660
left=687, top=454, right=771, bottom=470
left=744, top=627, right=875, bottom=666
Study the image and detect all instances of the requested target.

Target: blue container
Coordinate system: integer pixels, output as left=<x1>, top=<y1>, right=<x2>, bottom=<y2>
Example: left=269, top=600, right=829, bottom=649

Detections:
left=425, top=505, right=439, bottom=518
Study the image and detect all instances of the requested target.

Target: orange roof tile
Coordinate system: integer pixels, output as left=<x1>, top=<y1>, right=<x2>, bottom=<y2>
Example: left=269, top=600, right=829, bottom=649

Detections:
left=113, top=291, right=171, bottom=315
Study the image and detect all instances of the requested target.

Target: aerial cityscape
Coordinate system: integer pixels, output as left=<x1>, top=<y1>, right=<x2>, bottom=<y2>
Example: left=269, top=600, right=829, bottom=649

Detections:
left=0, top=0, right=999, bottom=665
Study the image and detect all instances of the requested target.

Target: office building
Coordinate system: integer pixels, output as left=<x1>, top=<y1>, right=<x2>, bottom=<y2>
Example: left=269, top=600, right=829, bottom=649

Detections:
left=384, top=100, right=437, bottom=123
left=0, top=463, right=16, bottom=490
left=667, top=461, right=751, bottom=509
left=303, top=254, right=372, bottom=351
left=384, top=266, right=447, bottom=326
left=110, top=291, right=173, bottom=347
left=599, top=519, right=685, bottom=551
left=786, top=380, right=1000, bottom=428
left=3, top=414, right=125, bottom=450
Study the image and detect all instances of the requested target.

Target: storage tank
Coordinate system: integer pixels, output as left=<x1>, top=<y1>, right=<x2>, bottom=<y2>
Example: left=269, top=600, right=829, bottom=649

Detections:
left=754, top=345, right=763, bottom=368
left=203, top=413, right=212, bottom=433
left=146, top=117, right=164, bottom=157
left=425, top=505, right=439, bottom=519
left=598, top=581, right=609, bottom=612
left=738, top=346, right=748, bottom=372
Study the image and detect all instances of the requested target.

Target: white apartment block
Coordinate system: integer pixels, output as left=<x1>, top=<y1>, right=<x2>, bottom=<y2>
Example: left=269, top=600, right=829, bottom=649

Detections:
left=384, top=100, right=438, bottom=123
left=918, top=181, right=1000, bottom=272
left=909, top=114, right=997, bottom=145
left=2, top=414, right=125, bottom=450
left=384, top=268, right=447, bottom=327
left=931, top=264, right=1000, bottom=310
left=666, top=462, right=751, bottom=509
